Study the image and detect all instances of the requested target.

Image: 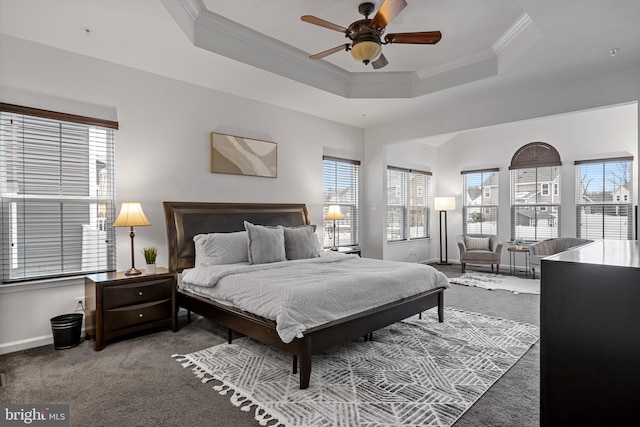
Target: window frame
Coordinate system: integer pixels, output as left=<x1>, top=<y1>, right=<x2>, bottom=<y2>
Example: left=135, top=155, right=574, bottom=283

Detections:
left=461, top=168, right=500, bottom=235
left=322, top=155, right=360, bottom=249
left=509, top=142, right=562, bottom=242
left=386, top=166, right=431, bottom=242
left=575, top=156, right=634, bottom=240
left=1, top=103, right=118, bottom=284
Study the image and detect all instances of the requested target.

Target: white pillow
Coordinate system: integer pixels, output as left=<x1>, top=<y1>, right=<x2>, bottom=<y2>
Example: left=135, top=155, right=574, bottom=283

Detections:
left=244, top=221, right=286, bottom=264
left=193, top=231, right=249, bottom=266
left=466, top=236, right=490, bottom=251
left=284, top=225, right=320, bottom=260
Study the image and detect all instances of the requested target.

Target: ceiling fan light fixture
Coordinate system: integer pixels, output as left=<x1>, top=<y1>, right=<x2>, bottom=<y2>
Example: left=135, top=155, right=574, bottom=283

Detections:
left=350, top=40, right=382, bottom=65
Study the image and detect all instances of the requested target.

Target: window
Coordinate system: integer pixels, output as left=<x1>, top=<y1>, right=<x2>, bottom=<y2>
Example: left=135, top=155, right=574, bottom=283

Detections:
left=541, top=183, right=549, bottom=196
left=1, top=103, right=118, bottom=283
left=510, top=142, right=562, bottom=241
left=322, top=156, right=359, bottom=248
left=387, top=167, right=431, bottom=241
left=462, top=168, right=499, bottom=234
left=575, top=156, right=633, bottom=239
left=484, top=186, right=491, bottom=198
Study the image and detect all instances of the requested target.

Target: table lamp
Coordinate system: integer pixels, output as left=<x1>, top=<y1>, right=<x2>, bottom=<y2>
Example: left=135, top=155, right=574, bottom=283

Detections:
left=113, top=202, right=151, bottom=275
left=325, top=205, right=344, bottom=251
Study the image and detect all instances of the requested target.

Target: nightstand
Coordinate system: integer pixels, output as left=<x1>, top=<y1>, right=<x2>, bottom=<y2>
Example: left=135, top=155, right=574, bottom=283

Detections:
left=84, top=268, right=176, bottom=351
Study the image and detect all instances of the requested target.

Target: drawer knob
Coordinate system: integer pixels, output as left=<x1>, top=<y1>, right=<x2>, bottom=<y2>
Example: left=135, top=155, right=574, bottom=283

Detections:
left=139, top=313, right=143, bottom=318
left=138, top=291, right=143, bottom=296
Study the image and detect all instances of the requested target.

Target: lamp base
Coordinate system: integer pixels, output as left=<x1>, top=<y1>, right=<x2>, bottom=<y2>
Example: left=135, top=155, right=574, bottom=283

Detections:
left=330, top=246, right=338, bottom=251
left=124, top=267, right=142, bottom=276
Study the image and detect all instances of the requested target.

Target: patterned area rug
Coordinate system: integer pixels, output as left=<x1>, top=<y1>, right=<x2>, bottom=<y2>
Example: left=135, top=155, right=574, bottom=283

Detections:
left=449, top=272, right=540, bottom=295
left=174, top=308, right=539, bottom=426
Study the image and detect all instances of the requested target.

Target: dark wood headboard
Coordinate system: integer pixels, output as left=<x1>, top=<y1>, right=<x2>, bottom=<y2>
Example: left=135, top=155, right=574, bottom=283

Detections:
left=163, top=202, right=310, bottom=272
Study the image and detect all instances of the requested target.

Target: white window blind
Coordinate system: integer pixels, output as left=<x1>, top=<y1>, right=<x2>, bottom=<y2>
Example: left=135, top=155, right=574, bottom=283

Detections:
left=387, top=167, right=431, bottom=241
left=510, top=166, right=562, bottom=241
left=1, top=103, right=118, bottom=283
left=575, top=156, right=634, bottom=239
left=322, top=156, right=359, bottom=248
left=462, top=168, right=499, bottom=234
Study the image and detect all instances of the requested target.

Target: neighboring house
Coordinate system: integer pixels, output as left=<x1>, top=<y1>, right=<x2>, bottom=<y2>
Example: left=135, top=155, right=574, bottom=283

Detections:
left=514, top=208, right=556, bottom=228
left=612, top=183, right=631, bottom=203
left=465, top=172, right=499, bottom=223
left=512, top=170, right=561, bottom=205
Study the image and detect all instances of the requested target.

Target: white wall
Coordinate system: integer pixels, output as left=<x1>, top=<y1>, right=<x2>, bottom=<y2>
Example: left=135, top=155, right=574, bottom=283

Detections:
left=1, top=32, right=639, bottom=353
left=0, top=35, right=363, bottom=353
left=365, top=69, right=640, bottom=261
left=436, top=103, right=638, bottom=265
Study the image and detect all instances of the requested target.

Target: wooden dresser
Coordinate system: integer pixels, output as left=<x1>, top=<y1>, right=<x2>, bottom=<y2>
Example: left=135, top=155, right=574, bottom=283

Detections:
left=84, top=268, right=177, bottom=351
left=540, top=240, right=640, bottom=426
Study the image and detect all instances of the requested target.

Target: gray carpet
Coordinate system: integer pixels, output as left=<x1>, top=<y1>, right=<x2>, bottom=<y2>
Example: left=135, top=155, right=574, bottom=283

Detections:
left=0, top=263, right=539, bottom=427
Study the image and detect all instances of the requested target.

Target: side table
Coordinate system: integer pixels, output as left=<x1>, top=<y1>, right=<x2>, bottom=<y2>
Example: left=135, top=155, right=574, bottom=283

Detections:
left=84, top=268, right=177, bottom=350
left=508, top=246, right=530, bottom=277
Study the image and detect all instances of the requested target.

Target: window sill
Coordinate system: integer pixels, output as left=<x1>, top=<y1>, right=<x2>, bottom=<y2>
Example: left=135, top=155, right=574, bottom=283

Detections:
left=0, top=275, right=85, bottom=294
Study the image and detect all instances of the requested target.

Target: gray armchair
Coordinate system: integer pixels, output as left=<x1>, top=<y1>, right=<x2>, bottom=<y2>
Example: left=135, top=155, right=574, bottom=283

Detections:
left=457, top=234, right=503, bottom=273
left=529, top=238, right=594, bottom=279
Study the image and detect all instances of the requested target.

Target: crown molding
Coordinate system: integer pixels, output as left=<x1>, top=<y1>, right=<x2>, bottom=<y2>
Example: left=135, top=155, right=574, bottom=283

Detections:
left=492, top=13, right=533, bottom=55
left=162, top=0, right=512, bottom=99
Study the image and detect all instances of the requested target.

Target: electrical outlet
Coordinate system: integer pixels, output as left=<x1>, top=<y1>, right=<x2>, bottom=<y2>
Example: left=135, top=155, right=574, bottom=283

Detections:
left=74, top=296, right=85, bottom=312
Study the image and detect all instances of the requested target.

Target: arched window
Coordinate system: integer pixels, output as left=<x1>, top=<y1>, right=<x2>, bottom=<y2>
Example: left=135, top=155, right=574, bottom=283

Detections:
left=510, top=142, right=562, bottom=241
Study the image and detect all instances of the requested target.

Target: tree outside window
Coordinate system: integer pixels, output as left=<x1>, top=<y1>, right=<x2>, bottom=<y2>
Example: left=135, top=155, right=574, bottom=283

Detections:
left=575, top=157, right=633, bottom=239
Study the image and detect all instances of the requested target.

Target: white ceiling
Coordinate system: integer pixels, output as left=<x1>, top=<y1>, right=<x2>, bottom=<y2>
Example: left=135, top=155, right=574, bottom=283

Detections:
left=1, top=0, right=639, bottom=131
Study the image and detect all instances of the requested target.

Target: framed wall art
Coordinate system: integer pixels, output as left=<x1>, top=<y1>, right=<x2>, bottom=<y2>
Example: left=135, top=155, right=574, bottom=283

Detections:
left=210, top=132, right=277, bottom=178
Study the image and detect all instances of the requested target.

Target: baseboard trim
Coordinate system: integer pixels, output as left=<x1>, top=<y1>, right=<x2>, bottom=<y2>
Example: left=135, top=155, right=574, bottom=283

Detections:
left=0, top=327, right=90, bottom=355
left=0, top=334, right=54, bottom=355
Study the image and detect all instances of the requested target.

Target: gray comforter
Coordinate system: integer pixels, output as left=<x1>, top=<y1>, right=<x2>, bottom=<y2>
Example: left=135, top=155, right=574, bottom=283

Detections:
left=181, top=253, right=449, bottom=343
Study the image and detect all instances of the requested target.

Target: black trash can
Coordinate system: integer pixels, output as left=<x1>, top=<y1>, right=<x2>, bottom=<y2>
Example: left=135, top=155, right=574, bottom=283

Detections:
left=50, top=313, right=83, bottom=350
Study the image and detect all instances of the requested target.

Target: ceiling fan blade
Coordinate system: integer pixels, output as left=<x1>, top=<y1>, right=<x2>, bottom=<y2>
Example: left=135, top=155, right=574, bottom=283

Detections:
left=309, top=44, right=350, bottom=60
left=385, top=31, right=442, bottom=44
left=301, top=15, right=347, bottom=33
left=371, top=53, right=389, bottom=69
left=369, top=0, right=407, bottom=30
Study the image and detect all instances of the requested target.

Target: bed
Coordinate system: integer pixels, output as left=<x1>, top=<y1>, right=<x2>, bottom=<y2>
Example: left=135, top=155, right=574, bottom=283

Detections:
left=163, top=201, right=448, bottom=389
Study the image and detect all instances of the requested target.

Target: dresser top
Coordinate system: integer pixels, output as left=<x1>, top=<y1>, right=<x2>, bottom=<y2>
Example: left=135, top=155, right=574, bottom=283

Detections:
left=545, top=240, right=640, bottom=268
left=85, top=267, right=171, bottom=283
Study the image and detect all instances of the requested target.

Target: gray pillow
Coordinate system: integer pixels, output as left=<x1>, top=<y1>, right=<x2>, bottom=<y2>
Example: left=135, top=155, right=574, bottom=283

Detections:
left=244, top=221, right=286, bottom=264
left=466, top=236, right=490, bottom=251
left=284, top=225, right=320, bottom=260
left=193, top=231, right=249, bottom=266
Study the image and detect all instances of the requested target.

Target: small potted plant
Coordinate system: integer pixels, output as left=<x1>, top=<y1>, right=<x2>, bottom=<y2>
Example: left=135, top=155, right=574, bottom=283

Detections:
left=513, top=238, right=524, bottom=249
left=143, top=247, right=158, bottom=274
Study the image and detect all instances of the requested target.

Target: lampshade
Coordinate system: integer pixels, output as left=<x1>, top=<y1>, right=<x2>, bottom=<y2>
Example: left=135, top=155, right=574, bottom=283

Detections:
left=113, top=202, right=151, bottom=227
left=350, top=40, right=382, bottom=64
left=434, top=196, right=456, bottom=211
left=325, top=205, right=345, bottom=221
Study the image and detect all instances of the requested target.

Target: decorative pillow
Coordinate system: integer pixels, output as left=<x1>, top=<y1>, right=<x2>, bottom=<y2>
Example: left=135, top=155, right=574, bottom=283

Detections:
left=193, top=231, right=249, bottom=266
left=244, top=221, right=286, bottom=264
left=284, top=225, right=320, bottom=260
left=466, top=236, right=491, bottom=251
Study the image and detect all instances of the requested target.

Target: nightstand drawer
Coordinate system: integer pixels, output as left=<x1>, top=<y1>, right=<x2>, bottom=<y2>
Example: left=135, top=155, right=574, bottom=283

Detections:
left=103, top=299, right=172, bottom=332
left=103, top=277, right=173, bottom=309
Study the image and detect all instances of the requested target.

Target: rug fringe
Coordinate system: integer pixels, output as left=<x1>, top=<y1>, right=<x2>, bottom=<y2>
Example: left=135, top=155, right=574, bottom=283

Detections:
left=175, top=310, right=538, bottom=427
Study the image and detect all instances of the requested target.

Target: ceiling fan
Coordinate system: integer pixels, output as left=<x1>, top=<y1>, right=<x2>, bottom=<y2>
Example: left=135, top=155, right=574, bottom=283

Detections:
left=301, top=0, right=442, bottom=70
